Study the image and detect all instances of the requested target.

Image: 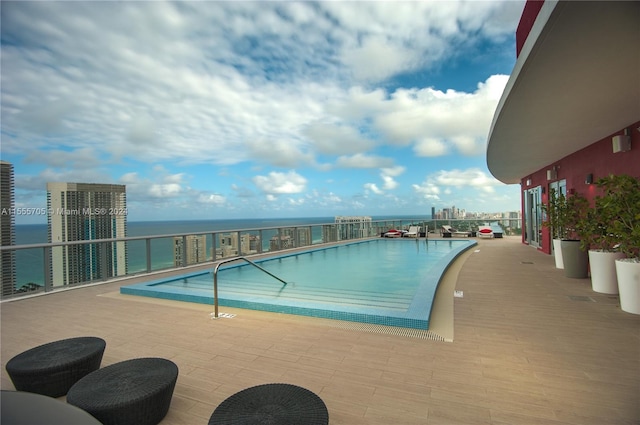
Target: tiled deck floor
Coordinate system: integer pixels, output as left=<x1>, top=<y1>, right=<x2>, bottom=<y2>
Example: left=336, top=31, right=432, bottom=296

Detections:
left=2, top=236, right=639, bottom=424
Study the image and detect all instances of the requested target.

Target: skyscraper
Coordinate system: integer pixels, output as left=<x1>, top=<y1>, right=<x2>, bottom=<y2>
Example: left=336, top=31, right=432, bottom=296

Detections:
left=1, top=161, right=16, bottom=297
left=334, top=216, right=372, bottom=240
left=174, top=234, right=207, bottom=266
left=47, top=183, right=127, bottom=286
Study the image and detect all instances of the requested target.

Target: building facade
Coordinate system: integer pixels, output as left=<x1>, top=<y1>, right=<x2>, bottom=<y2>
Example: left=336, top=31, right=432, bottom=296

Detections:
left=0, top=161, right=16, bottom=297
left=334, top=216, right=372, bottom=240
left=174, top=234, right=207, bottom=266
left=47, top=183, right=127, bottom=286
left=487, top=1, right=639, bottom=254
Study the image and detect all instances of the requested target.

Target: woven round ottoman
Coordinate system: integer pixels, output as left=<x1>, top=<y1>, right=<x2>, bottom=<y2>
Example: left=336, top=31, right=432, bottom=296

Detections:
left=67, top=357, right=178, bottom=425
left=5, top=337, right=106, bottom=397
left=209, top=383, right=329, bottom=425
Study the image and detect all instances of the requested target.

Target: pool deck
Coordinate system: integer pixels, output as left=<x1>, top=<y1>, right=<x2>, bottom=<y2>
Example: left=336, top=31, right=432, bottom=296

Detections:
left=2, top=236, right=639, bottom=424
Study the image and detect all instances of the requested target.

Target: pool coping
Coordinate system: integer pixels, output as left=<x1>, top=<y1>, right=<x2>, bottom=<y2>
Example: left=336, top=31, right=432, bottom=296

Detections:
left=120, top=238, right=477, bottom=330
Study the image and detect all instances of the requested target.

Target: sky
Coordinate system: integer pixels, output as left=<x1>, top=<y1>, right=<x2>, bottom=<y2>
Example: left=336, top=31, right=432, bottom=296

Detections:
left=1, top=1, right=525, bottom=224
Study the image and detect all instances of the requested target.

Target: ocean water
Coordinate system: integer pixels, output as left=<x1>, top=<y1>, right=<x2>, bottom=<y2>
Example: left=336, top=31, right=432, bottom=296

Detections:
left=11, top=216, right=430, bottom=288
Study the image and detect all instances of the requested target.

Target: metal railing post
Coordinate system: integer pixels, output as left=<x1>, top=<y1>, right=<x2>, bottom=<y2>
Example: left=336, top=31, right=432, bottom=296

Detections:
left=43, top=246, right=52, bottom=292
left=145, top=238, right=152, bottom=273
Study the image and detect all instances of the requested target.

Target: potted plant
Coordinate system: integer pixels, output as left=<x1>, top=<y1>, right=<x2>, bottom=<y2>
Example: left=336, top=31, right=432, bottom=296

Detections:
left=596, top=174, right=640, bottom=314
left=576, top=184, right=625, bottom=294
left=560, top=192, right=589, bottom=279
left=542, top=188, right=567, bottom=269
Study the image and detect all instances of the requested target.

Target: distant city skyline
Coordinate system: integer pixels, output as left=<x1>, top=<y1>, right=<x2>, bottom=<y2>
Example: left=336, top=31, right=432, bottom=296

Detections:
left=1, top=2, right=524, bottom=223
left=3, top=178, right=519, bottom=227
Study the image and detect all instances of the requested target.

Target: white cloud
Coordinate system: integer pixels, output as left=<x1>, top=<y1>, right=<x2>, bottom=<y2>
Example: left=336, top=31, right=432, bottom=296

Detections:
left=364, top=183, right=383, bottom=195
left=342, top=36, right=416, bottom=82
left=198, top=194, right=226, bottom=205
left=414, top=138, right=449, bottom=157
left=149, top=183, right=182, bottom=198
left=252, top=171, right=307, bottom=195
left=24, top=147, right=102, bottom=169
left=305, top=122, right=375, bottom=156
left=412, top=182, right=441, bottom=200
left=381, top=175, right=398, bottom=191
left=380, top=166, right=405, bottom=190
left=413, top=168, right=501, bottom=200
left=2, top=1, right=523, bottom=220
left=335, top=154, right=394, bottom=169
left=246, top=138, right=314, bottom=168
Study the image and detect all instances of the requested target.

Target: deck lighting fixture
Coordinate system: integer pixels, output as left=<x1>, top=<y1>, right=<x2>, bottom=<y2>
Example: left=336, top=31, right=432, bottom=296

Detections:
left=585, top=174, right=593, bottom=185
left=612, top=134, right=631, bottom=153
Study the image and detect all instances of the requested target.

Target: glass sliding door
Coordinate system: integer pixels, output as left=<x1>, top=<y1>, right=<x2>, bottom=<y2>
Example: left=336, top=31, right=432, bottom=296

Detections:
left=524, top=186, right=542, bottom=247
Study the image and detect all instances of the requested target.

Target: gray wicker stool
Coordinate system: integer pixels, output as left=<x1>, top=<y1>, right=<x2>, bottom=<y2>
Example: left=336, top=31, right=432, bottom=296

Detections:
left=67, top=357, right=178, bottom=425
left=209, top=383, right=329, bottom=425
left=5, top=337, right=106, bottom=397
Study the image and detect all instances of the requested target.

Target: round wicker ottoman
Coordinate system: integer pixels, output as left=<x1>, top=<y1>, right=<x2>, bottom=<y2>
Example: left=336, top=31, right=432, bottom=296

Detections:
left=5, top=337, right=106, bottom=397
left=67, top=357, right=178, bottom=425
left=209, top=383, right=329, bottom=425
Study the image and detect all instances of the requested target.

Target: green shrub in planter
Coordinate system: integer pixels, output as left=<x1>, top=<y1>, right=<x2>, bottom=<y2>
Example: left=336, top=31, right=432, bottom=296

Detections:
left=542, top=188, right=568, bottom=239
left=595, top=174, right=640, bottom=261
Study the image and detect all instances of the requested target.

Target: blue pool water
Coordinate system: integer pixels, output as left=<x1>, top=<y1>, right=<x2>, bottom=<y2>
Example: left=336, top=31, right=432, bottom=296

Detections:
left=121, top=238, right=476, bottom=329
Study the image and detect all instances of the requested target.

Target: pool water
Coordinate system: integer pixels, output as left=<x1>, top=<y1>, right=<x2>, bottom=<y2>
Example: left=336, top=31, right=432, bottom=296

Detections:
left=121, top=238, right=476, bottom=329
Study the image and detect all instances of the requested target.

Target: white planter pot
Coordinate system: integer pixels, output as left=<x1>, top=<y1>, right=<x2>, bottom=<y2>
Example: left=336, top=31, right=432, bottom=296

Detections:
left=553, top=239, right=564, bottom=269
left=589, top=250, right=625, bottom=294
left=616, top=258, right=640, bottom=315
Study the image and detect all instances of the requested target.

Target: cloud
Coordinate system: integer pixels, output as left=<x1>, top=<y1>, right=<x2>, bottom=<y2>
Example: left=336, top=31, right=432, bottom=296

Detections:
left=412, top=182, right=441, bottom=200
left=413, top=168, right=500, bottom=200
left=1, top=2, right=515, bottom=171
left=2, top=1, right=524, bottom=219
left=149, top=183, right=182, bottom=198
left=335, top=154, right=394, bottom=169
left=432, top=168, right=498, bottom=192
left=414, top=138, right=449, bottom=157
left=364, top=182, right=383, bottom=195
left=118, top=171, right=187, bottom=201
left=305, top=122, right=375, bottom=156
left=198, top=194, right=226, bottom=205
left=342, top=36, right=416, bottom=82
left=127, top=114, right=157, bottom=146
left=252, top=170, right=307, bottom=195
left=23, top=147, right=102, bottom=169
left=380, top=166, right=405, bottom=190
left=372, top=76, right=510, bottom=154
left=246, top=138, right=314, bottom=168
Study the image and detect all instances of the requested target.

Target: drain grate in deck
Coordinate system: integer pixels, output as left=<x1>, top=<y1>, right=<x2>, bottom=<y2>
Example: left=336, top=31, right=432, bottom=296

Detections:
left=521, top=261, right=534, bottom=264
left=568, top=295, right=595, bottom=302
left=327, top=321, right=447, bottom=342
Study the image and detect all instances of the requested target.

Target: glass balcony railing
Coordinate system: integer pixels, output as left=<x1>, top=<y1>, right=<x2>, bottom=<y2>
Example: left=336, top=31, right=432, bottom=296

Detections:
left=0, top=218, right=521, bottom=300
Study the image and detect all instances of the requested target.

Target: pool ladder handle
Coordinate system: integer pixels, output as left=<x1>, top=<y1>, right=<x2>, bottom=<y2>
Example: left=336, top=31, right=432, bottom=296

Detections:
left=212, top=256, right=288, bottom=319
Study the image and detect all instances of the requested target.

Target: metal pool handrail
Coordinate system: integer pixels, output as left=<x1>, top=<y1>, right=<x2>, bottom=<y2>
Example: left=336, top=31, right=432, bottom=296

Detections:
left=212, top=256, right=287, bottom=318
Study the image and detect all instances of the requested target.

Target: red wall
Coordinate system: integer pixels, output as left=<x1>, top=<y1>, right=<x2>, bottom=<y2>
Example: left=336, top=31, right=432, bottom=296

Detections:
left=516, top=0, right=545, bottom=57
left=521, top=120, right=640, bottom=254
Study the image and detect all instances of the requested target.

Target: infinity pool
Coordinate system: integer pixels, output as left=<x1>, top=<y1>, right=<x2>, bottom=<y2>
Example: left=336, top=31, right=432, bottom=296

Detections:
left=121, top=238, right=476, bottom=329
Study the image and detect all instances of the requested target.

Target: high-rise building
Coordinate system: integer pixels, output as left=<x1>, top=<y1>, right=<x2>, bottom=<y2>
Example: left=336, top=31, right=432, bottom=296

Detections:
left=270, top=234, right=293, bottom=251
left=216, top=232, right=260, bottom=258
left=47, top=183, right=127, bottom=286
left=174, top=234, right=207, bottom=266
left=1, top=161, right=16, bottom=297
left=280, top=227, right=311, bottom=247
left=334, top=216, right=372, bottom=240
